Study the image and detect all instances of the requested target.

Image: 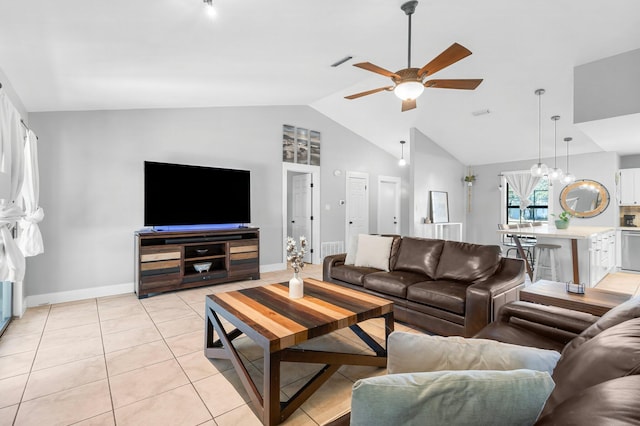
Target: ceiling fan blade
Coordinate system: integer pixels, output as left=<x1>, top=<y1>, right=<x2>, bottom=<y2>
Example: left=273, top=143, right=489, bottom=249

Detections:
left=417, top=43, right=472, bottom=77
left=345, top=86, right=394, bottom=100
left=424, top=79, right=483, bottom=90
left=402, top=99, right=417, bottom=112
left=353, top=62, right=401, bottom=79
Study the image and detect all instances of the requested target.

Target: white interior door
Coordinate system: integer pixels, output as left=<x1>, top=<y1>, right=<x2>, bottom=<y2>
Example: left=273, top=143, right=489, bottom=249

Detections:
left=346, top=172, right=369, bottom=246
left=291, top=173, right=312, bottom=263
left=378, top=176, right=400, bottom=235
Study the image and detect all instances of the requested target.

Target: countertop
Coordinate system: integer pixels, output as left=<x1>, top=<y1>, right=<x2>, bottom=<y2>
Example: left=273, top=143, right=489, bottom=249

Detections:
left=496, top=225, right=615, bottom=239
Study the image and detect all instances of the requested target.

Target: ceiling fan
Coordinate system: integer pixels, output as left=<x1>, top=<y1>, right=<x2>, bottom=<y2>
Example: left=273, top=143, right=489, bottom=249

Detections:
left=345, top=0, right=483, bottom=112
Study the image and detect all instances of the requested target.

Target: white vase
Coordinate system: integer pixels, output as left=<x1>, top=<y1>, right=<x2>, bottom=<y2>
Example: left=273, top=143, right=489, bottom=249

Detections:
left=289, top=271, right=304, bottom=299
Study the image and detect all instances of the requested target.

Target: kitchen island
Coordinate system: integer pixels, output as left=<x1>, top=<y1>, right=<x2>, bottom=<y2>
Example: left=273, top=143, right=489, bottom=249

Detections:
left=497, top=225, right=616, bottom=286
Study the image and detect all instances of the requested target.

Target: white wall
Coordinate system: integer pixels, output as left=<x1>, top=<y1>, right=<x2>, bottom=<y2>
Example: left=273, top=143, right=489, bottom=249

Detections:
left=466, top=151, right=620, bottom=246
left=27, top=105, right=408, bottom=301
left=409, top=128, right=466, bottom=237
left=0, top=67, right=28, bottom=120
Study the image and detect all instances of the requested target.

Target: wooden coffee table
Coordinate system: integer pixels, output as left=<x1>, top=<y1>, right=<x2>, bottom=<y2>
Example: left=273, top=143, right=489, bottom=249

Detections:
left=520, top=280, right=632, bottom=316
left=204, top=278, right=394, bottom=425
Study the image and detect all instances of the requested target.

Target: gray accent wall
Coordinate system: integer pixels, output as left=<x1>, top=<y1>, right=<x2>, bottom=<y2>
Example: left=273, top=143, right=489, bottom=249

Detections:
left=409, top=128, right=466, bottom=235
left=465, top=151, right=619, bottom=246
left=575, top=48, right=640, bottom=123
left=27, top=105, right=409, bottom=299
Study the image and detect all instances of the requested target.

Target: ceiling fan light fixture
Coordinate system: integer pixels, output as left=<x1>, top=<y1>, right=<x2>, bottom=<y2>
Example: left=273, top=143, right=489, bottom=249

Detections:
left=394, top=81, right=424, bottom=101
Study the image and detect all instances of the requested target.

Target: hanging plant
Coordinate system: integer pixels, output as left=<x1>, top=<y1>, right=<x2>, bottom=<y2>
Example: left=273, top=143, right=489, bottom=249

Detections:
left=464, top=175, right=476, bottom=186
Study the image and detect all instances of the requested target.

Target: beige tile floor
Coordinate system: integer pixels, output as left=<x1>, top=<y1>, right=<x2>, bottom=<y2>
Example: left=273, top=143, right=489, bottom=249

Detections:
left=0, top=265, right=421, bottom=426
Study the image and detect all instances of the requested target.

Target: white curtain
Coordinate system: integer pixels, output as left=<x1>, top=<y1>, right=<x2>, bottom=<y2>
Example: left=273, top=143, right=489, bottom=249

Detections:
left=504, top=172, right=541, bottom=211
left=17, top=129, right=44, bottom=256
left=0, top=90, right=26, bottom=282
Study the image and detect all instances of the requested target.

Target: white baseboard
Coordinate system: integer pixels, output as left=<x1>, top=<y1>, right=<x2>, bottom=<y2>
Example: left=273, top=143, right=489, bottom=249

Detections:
left=26, top=282, right=134, bottom=308
left=261, top=263, right=286, bottom=273
left=25, top=264, right=288, bottom=308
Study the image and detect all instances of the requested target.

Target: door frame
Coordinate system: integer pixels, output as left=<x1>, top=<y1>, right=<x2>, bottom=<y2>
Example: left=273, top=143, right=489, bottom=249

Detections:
left=377, top=175, right=401, bottom=235
left=282, top=163, right=321, bottom=265
left=345, top=171, right=370, bottom=244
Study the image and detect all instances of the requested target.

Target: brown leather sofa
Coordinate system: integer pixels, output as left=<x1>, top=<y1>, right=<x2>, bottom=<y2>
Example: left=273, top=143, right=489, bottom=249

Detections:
left=323, top=237, right=525, bottom=337
left=476, top=297, right=640, bottom=424
left=326, top=296, right=640, bottom=426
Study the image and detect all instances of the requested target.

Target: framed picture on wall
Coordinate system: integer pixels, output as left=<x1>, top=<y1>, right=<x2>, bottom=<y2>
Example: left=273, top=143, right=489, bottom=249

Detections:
left=429, top=191, right=449, bottom=223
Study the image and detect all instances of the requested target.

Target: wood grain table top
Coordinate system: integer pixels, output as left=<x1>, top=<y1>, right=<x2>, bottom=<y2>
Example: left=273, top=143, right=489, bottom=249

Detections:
left=520, top=280, right=632, bottom=316
left=206, top=278, right=393, bottom=352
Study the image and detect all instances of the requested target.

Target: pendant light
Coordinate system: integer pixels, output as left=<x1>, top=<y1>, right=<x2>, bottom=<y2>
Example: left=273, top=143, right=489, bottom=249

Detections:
left=398, top=140, right=407, bottom=167
left=560, top=137, right=575, bottom=184
left=530, top=89, right=549, bottom=177
left=547, top=115, right=564, bottom=181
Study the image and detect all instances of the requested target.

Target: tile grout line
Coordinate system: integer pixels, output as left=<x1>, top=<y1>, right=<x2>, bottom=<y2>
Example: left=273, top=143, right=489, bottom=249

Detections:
left=13, top=303, right=52, bottom=425
left=94, top=296, right=120, bottom=426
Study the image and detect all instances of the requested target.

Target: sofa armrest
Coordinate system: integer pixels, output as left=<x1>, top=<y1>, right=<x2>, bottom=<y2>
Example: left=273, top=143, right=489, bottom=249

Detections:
left=322, top=253, right=347, bottom=281
left=491, top=301, right=598, bottom=334
left=464, top=257, right=525, bottom=336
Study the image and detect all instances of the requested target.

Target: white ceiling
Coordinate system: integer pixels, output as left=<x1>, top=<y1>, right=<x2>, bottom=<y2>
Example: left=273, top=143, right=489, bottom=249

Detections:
left=1, top=0, right=640, bottom=165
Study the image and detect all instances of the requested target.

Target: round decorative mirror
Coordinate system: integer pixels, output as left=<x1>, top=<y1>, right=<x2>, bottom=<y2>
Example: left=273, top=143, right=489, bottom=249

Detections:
left=559, top=179, right=610, bottom=218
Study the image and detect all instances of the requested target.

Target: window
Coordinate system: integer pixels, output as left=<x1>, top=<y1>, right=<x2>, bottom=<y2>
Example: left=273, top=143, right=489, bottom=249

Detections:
left=506, top=178, right=549, bottom=224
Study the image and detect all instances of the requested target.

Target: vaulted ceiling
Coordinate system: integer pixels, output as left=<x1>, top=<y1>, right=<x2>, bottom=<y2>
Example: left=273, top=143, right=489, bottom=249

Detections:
left=1, top=0, right=639, bottom=165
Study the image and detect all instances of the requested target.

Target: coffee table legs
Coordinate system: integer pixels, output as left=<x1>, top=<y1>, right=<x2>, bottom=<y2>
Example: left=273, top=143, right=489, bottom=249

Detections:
left=205, top=308, right=394, bottom=425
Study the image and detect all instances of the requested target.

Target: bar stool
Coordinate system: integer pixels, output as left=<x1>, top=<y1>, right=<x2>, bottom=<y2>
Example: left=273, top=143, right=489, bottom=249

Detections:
left=532, top=243, right=562, bottom=282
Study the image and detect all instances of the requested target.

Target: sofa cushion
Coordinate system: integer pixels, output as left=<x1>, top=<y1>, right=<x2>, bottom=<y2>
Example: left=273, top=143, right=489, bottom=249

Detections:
left=351, top=369, right=554, bottom=426
left=331, top=265, right=380, bottom=286
left=434, top=240, right=501, bottom=282
left=354, top=234, right=394, bottom=271
left=393, top=237, right=444, bottom=278
left=407, top=280, right=468, bottom=315
left=536, top=375, right=640, bottom=425
left=541, top=316, right=640, bottom=416
left=363, top=271, right=429, bottom=298
left=387, top=332, right=561, bottom=376
left=562, top=295, right=640, bottom=359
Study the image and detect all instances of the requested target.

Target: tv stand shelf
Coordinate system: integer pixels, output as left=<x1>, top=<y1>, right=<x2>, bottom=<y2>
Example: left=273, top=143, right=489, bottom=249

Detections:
left=134, top=227, right=260, bottom=298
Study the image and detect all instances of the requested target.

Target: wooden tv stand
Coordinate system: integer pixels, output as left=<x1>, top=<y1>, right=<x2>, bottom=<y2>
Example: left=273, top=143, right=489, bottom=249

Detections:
left=134, top=227, right=260, bottom=298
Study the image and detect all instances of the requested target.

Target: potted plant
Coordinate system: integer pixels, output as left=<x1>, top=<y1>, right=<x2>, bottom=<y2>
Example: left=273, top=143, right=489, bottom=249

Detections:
left=552, top=211, right=572, bottom=229
left=464, top=174, right=476, bottom=187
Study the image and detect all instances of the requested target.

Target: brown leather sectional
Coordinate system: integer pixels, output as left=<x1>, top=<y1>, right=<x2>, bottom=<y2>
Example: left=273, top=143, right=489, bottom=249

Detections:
left=476, top=297, right=640, bottom=424
left=323, top=236, right=525, bottom=337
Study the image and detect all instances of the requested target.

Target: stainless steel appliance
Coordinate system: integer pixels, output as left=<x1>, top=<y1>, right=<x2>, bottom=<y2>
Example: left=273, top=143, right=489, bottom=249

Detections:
left=622, top=230, right=640, bottom=271
left=624, top=214, right=636, bottom=227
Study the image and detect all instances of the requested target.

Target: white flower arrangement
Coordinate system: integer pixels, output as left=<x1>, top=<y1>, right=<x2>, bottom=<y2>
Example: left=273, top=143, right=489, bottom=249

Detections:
left=286, top=236, right=307, bottom=273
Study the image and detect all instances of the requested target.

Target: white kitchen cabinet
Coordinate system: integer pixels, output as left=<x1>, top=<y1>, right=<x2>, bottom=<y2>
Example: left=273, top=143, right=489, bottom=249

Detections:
left=618, top=168, right=640, bottom=205
left=587, top=230, right=616, bottom=286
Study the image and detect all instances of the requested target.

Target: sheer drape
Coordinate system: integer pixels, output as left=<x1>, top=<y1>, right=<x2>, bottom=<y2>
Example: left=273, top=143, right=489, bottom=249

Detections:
left=504, top=172, right=541, bottom=212
left=17, top=129, right=44, bottom=256
left=0, top=90, right=26, bottom=282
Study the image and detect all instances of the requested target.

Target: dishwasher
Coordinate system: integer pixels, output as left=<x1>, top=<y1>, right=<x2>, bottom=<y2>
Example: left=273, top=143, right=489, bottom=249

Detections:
left=621, top=230, right=640, bottom=271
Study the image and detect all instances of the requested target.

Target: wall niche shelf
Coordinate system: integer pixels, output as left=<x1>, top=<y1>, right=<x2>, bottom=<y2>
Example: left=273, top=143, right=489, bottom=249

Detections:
left=134, top=227, right=260, bottom=298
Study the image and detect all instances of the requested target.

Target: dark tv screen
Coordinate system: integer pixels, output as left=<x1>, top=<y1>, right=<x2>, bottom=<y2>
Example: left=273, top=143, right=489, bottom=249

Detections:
left=144, top=161, right=251, bottom=227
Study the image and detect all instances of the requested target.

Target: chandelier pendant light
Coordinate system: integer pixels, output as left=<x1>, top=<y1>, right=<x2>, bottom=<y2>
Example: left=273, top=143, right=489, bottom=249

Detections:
left=560, top=137, right=576, bottom=184
left=548, top=115, right=564, bottom=182
left=530, top=89, right=549, bottom=177
left=398, top=140, right=407, bottom=166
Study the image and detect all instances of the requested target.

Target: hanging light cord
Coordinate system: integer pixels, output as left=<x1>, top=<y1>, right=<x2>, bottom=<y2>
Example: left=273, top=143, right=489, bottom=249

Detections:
left=566, top=139, right=570, bottom=172
left=553, top=120, right=556, bottom=167
left=537, top=93, right=542, bottom=164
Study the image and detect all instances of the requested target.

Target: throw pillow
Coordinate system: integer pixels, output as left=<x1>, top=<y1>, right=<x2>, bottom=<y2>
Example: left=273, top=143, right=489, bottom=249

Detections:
left=354, top=234, right=393, bottom=272
left=387, top=331, right=560, bottom=375
left=344, top=234, right=359, bottom=265
left=351, top=369, right=555, bottom=426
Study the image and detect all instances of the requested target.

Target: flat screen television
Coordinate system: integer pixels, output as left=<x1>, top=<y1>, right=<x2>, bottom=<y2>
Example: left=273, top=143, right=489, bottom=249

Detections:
left=144, top=161, right=251, bottom=229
